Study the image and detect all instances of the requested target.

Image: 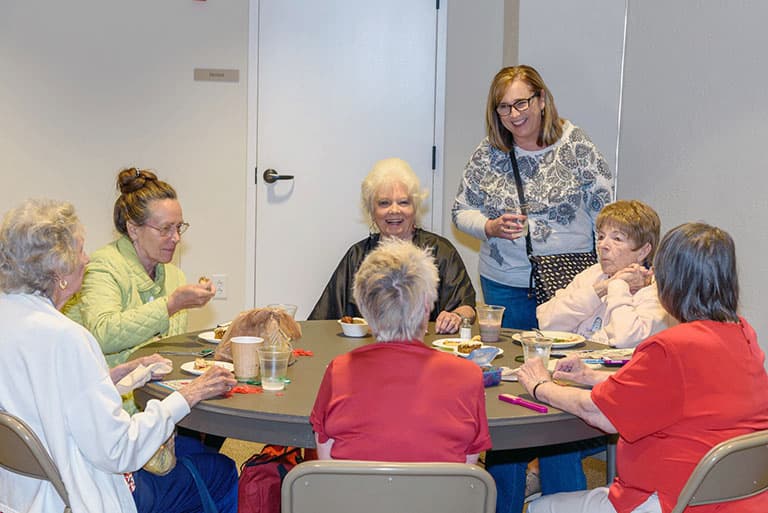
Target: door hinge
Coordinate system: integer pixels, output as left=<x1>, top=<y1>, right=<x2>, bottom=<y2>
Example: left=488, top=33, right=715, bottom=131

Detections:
left=255, top=167, right=258, bottom=184
left=431, top=145, right=437, bottom=170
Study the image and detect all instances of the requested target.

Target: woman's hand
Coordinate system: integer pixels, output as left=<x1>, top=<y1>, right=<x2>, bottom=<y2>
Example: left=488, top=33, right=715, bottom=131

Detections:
left=434, top=306, right=475, bottom=334
left=552, top=356, right=606, bottom=387
left=484, top=213, right=527, bottom=241
left=516, top=357, right=551, bottom=396
left=109, top=354, right=172, bottom=384
left=178, top=366, right=237, bottom=407
left=612, top=263, right=653, bottom=294
left=167, top=283, right=217, bottom=316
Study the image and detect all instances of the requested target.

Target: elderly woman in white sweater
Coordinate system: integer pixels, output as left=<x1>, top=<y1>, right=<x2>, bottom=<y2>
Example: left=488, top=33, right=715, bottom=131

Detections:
left=537, top=200, right=675, bottom=348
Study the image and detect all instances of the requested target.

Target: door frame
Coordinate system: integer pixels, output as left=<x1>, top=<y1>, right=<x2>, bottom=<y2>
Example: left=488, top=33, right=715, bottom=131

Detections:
left=244, top=0, right=448, bottom=309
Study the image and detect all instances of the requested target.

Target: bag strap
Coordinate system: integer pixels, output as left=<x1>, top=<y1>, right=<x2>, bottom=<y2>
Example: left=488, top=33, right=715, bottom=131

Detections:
left=180, top=456, right=218, bottom=513
left=508, top=149, right=534, bottom=257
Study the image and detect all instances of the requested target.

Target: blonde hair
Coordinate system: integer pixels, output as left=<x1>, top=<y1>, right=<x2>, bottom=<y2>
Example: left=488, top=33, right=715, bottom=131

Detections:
left=485, top=65, right=564, bottom=152
left=360, top=158, right=428, bottom=232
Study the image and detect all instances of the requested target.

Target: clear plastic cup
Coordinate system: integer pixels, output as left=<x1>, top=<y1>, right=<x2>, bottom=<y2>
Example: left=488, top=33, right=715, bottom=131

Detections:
left=267, top=303, right=298, bottom=319
left=257, top=346, right=292, bottom=391
left=476, top=304, right=506, bottom=342
left=520, top=332, right=554, bottom=368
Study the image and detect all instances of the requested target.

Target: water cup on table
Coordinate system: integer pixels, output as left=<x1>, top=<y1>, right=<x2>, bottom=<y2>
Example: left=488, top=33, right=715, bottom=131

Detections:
left=520, top=332, right=554, bottom=369
left=230, top=336, right=263, bottom=381
left=476, top=304, right=505, bottom=342
left=257, top=346, right=292, bottom=391
left=267, top=303, right=298, bottom=319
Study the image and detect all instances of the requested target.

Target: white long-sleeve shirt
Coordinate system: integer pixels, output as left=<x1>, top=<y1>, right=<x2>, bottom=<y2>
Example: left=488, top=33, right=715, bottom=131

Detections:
left=0, top=293, right=190, bottom=513
left=536, top=263, right=676, bottom=347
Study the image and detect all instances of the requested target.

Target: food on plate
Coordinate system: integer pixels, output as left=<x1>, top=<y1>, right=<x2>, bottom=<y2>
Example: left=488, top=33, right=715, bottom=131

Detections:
left=340, top=316, right=366, bottom=324
left=472, top=335, right=482, bottom=342
left=194, top=357, right=213, bottom=370
left=198, top=276, right=211, bottom=285
left=457, top=341, right=483, bottom=354
left=214, top=326, right=227, bottom=340
left=442, top=340, right=460, bottom=348
left=552, top=335, right=580, bottom=343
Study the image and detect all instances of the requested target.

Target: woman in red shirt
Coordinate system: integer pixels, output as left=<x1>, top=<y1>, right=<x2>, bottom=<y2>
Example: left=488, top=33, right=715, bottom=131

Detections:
left=518, top=222, right=768, bottom=513
left=310, top=238, right=492, bottom=463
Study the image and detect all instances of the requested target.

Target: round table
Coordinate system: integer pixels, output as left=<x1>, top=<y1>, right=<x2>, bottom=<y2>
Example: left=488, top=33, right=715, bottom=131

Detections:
left=134, top=320, right=608, bottom=450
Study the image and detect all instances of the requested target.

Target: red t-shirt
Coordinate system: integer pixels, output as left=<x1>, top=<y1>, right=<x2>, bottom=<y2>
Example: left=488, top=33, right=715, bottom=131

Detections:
left=592, top=318, right=768, bottom=513
left=310, top=340, right=492, bottom=462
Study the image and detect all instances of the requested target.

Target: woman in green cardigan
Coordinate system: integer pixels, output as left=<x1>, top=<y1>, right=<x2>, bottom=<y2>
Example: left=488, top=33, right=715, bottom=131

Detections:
left=65, top=168, right=215, bottom=367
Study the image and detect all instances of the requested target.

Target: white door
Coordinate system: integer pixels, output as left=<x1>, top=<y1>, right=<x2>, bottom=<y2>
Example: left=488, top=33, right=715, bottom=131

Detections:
left=249, top=0, right=442, bottom=318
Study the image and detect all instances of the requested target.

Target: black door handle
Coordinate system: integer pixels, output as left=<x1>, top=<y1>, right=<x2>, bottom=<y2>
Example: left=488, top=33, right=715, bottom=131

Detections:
left=262, top=168, right=294, bottom=184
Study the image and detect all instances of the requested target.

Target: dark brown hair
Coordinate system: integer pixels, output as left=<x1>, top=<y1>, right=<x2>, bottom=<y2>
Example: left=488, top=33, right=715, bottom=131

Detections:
left=654, top=222, right=739, bottom=323
left=113, top=168, right=177, bottom=235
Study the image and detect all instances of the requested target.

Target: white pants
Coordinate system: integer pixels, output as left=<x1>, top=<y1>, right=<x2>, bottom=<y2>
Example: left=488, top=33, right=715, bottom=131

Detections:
left=527, top=487, right=661, bottom=513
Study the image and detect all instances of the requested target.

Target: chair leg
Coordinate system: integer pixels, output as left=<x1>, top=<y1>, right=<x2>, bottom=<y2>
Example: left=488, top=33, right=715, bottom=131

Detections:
left=606, top=437, right=617, bottom=484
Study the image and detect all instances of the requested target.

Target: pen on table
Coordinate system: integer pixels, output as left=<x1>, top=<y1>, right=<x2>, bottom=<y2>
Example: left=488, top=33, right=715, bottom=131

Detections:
left=582, top=358, right=604, bottom=364
left=498, top=394, right=548, bottom=413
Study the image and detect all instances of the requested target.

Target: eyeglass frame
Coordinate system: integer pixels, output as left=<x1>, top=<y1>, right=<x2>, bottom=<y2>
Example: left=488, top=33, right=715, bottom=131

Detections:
left=495, top=92, right=541, bottom=117
left=143, top=221, right=190, bottom=238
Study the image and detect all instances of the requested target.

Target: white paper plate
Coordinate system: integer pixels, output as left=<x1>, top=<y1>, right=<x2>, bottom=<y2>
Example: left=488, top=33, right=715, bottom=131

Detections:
left=180, top=360, right=234, bottom=376
left=511, top=331, right=585, bottom=349
left=431, top=338, right=504, bottom=357
left=197, top=331, right=221, bottom=344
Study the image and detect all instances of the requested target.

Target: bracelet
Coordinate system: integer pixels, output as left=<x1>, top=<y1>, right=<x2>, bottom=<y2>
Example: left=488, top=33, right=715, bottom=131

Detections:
left=532, top=379, right=551, bottom=402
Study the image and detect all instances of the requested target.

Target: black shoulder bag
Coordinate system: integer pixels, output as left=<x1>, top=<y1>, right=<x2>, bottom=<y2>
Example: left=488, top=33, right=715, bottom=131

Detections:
left=508, top=149, right=597, bottom=305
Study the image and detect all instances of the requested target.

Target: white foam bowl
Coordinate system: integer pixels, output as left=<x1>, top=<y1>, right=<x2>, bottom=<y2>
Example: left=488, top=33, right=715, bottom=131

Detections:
left=338, top=317, right=369, bottom=337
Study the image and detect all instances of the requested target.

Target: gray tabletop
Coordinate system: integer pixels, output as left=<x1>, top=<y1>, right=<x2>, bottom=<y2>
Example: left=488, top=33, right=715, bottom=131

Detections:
left=133, top=320, right=607, bottom=449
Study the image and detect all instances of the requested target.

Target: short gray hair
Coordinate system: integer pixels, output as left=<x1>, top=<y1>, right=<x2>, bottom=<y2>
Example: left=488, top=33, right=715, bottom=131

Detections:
left=360, top=158, right=428, bottom=232
left=0, top=199, right=82, bottom=298
left=353, top=238, right=439, bottom=342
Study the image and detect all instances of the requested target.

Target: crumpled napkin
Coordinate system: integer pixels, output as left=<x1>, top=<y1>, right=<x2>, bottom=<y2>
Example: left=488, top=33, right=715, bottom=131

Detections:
left=116, top=361, right=173, bottom=395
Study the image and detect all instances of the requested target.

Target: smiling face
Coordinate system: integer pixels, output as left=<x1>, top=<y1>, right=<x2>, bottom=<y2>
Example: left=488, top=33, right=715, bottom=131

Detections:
left=597, top=223, right=652, bottom=277
left=127, top=198, right=183, bottom=274
left=498, top=79, right=546, bottom=150
left=373, top=182, right=415, bottom=240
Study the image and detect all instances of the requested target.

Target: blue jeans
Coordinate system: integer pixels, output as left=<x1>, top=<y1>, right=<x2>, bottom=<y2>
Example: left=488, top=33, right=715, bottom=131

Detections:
left=133, top=435, right=238, bottom=513
left=486, top=438, right=607, bottom=513
left=480, top=277, right=538, bottom=330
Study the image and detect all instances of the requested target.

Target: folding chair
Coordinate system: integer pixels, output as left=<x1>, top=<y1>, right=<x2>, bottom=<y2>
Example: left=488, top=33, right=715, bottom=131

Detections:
left=0, top=411, right=72, bottom=513
left=281, top=460, right=496, bottom=513
left=671, top=429, right=768, bottom=513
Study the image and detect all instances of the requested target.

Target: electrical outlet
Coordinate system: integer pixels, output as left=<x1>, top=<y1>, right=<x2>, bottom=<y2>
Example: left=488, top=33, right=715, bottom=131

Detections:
left=212, top=274, right=227, bottom=300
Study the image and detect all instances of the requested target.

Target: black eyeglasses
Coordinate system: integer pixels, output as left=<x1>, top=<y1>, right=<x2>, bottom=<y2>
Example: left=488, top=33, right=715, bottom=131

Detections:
left=496, top=93, right=540, bottom=117
left=144, top=222, right=190, bottom=238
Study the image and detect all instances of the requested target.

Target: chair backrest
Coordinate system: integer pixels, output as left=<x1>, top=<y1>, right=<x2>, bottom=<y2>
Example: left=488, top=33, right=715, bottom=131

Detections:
left=281, top=460, right=496, bottom=513
left=671, top=429, right=768, bottom=513
left=0, top=411, right=72, bottom=513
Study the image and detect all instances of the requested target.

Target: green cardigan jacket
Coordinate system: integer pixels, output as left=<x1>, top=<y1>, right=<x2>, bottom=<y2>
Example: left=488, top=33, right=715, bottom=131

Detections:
left=64, top=235, right=187, bottom=367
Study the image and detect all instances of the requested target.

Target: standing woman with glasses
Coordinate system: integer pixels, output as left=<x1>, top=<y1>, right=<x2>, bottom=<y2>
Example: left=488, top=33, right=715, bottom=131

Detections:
left=452, top=65, right=614, bottom=330
left=65, top=168, right=215, bottom=369
left=452, top=66, right=614, bottom=513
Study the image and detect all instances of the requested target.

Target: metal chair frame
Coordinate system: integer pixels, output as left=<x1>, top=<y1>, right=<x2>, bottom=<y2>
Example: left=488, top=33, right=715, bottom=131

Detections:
left=671, top=429, right=768, bottom=513
left=0, top=411, right=72, bottom=513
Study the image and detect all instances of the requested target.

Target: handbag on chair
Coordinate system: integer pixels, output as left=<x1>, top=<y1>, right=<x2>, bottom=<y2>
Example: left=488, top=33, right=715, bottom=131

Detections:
left=508, top=149, right=597, bottom=305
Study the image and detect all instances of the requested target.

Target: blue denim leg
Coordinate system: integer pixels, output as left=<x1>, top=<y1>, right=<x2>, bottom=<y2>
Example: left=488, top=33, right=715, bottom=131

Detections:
left=538, top=451, right=586, bottom=495
left=480, top=276, right=538, bottom=330
left=486, top=459, right=527, bottom=513
left=134, top=439, right=238, bottom=513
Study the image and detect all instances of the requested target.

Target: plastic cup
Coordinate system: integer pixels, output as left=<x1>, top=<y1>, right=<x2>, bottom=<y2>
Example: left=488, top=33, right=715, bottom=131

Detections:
left=476, top=304, right=505, bottom=342
left=257, top=346, right=292, bottom=391
left=520, top=332, right=554, bottom=369
left=267, top=303, right=298, bottom=319
left=505, top=204, right=529, bottom=236
left=230, top=336, right=263, bottom=381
